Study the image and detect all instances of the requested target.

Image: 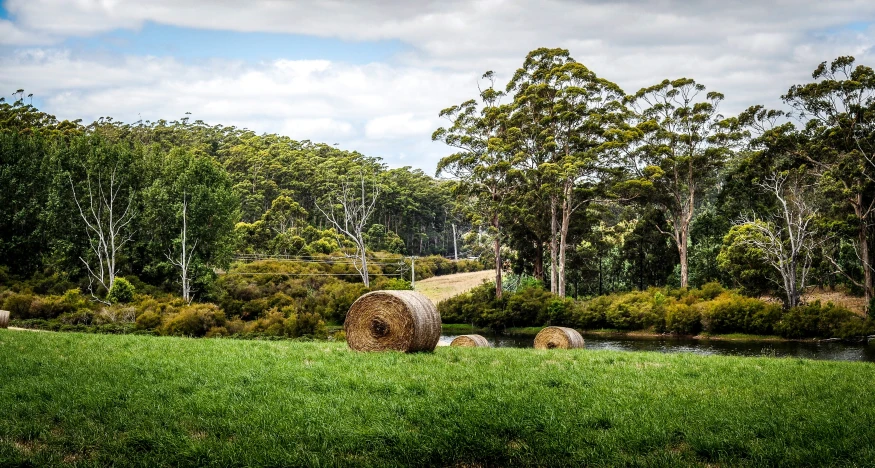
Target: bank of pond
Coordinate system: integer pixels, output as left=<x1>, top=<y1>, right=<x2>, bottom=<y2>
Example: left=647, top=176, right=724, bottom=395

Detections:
left=3, top=273, right=875, bottom=364
left=440, top=329, right=875, bottom=362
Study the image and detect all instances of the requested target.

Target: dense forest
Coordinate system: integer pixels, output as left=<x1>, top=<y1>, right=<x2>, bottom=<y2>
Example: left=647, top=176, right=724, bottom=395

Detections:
left=0, top=49, right=873, bottom=339
left=436, top=50, right=874, bottom=313
left=0, top=92, right=470, bottom=292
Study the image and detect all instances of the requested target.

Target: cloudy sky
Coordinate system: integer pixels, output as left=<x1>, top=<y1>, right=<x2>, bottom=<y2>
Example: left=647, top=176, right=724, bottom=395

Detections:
left=1, top=0, right=874, bottom=172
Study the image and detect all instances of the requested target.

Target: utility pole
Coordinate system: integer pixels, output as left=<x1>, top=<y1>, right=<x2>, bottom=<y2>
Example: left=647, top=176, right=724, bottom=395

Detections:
left=410, top=256, right=416, bottom=288
left=452, top=224, right=458, bottom=261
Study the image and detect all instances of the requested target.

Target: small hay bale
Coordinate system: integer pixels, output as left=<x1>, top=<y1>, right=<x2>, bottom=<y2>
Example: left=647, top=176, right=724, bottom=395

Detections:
left=344, top=291, right=441, bottom=352
left=0, top=310, right=8, bottom=329
left=450, top=334, right=491, bottom=348
left=534, top=326, right=584, bottom=350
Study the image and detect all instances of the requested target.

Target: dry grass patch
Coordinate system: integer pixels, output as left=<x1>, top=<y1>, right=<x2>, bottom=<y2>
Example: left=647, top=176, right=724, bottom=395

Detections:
left=415, top=270, right=494, bottom=303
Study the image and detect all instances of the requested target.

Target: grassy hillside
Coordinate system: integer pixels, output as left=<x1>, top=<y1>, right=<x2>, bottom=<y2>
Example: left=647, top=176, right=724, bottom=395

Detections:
left=1, top=330, right=874, bottom=467
left=414, top=269, right=494, bottom=303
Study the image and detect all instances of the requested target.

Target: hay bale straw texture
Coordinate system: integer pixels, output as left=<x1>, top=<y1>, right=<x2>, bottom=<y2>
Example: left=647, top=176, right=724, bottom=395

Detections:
left=0, top=310, right=8, bottom=329
left=534, top=326, right=585, bottom=350
left=450, top=334, right=491, bottom=348
left=344, top=291, right=441, bottom=352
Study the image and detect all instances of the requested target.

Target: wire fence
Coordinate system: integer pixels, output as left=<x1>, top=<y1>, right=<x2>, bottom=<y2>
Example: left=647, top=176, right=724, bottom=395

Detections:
left=229, top=253, right=411, bottom=278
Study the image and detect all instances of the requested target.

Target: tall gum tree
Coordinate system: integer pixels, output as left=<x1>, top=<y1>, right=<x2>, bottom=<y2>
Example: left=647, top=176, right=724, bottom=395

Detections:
left=628, top=78, right=733, bottom=288
left=783, top=56, right=875, bottom=301
left=434, top=72, right=517, bottom=299
left=506, top=48, right=630, bottom=296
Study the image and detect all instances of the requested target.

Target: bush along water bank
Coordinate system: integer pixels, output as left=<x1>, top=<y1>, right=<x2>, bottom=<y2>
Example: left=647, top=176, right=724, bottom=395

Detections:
left=439, top=282, right=875, bottom=342
left=0, top=257, right=485, bottom=340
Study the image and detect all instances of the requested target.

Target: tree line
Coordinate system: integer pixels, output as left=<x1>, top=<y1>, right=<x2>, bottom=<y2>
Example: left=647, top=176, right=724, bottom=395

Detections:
left=0, top=96, right=469, bottom=302
left=435, top=49, right=874, bottom=311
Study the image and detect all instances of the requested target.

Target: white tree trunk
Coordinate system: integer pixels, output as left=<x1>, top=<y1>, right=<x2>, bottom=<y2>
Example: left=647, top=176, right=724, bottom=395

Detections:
left=167, top=195, right=198, bottom=303
left=315, top=168, right=379, bottom=287
left=69, top=168, right=135, bottom=303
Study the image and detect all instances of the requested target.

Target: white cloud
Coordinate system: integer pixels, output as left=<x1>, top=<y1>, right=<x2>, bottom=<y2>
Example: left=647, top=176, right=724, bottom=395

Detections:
left=365, top=113, right=434, bottom=139
left=1, top=1, right=875, bottom=171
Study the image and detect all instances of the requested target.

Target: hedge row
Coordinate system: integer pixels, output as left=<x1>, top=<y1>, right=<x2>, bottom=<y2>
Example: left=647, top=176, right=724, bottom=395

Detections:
left=439, top=282, right=875, bottom=340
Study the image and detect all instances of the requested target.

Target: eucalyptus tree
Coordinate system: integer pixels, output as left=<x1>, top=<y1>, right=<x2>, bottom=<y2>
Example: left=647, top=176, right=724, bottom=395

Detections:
left=434, top=72, right=517, bottom=299
left=506, top=48, right=631, bottom=296
left=733, top=171, right=821, bottom=308
left=67, top=143, right=138, bottom=303
left=783, top=56, right=875, bottom=301
left=315, top=165, right=380, bottom=287
left=141, top=148, right=239, bottom=300
left=628, top=78, right=733, bottom=288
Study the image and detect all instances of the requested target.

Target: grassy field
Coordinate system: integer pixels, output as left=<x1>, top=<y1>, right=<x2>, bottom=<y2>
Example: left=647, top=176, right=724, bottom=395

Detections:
left=415, top=270, right=494, bottom=303
left=1, top=330, right=874, bottom=467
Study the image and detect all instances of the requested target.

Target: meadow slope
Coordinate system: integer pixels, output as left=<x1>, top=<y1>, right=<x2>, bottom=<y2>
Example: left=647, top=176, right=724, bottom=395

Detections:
left=414, top=269, right=494, bottom=303
left=1, top=330, right=874, bottom=467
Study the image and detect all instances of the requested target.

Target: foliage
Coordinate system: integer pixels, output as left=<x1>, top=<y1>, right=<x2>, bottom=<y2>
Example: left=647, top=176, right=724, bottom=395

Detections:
left=438, top=282, right=872, bottom=339
left=665, top=303, right=702, bottom=335
left=107, top=277, right=135, bottom=304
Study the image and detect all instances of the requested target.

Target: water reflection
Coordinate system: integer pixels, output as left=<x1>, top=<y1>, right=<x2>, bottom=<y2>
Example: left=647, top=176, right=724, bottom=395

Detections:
left=439, top=332, right=875, bottom=362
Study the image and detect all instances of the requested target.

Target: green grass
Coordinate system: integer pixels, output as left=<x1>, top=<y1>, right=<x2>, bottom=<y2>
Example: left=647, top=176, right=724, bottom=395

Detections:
left=440, top=323, right=489, bottom=334
left=504, top=326, right=544, bottom=336
left=1, top=330, right=874, bottom=467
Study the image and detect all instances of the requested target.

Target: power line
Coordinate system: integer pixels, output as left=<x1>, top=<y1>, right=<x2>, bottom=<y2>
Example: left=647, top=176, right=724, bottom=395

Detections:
left=225, top=272, right=404, bottom=277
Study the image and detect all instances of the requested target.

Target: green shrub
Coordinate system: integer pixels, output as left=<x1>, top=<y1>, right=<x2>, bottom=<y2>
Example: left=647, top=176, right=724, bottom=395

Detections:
left=605, top=292, right=661, bottom=330
left=438, top=282, right=496, bottom=326
left=505, top=286, right=554, bottom=325
left=665, top=303, right=702, bottom=335
left=748, top=303, right=783, bottom=335
left=815, top=302, right=858, bottom=338
left=107, top=278, right=135, bottom=304
left=58, top=309, right=95, bottom=325
left=697, top=282, right=725, bottom=301
left=136, top=311, right=162, bottom=330
left=576, top=295, right=611, bottom=329
left=206, top=326, right=229, bottom=338
left=159, top=304, right=226, bottom=337
left=5, top=293, right=31, bottom=318
left=374, top=278, right=412, bottom=290
left=773, top=301, right=862, bottom=339
left=775, top=302, right=824, bottom=339
left=546, top=298, right=575, bottom=325
left=330, top=329, right=346, bottom=342
left=285, top=311, right=327, bottom=338
left=835, top=318, right=875, bottom=340
left=700, top=294, right=781, bottom=335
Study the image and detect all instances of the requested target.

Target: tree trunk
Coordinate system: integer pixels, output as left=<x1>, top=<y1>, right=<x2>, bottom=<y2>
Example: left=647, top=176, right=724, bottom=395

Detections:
left=598, top=256, right=603, bottom=296
left=557, top=181, right=573, bottom=297
left=678, top=224, right=689, bottom=289
left=549, top=195, right=559, bottom=294
left=493, top=215, right=502, bottom=300
left=853, top=192, right=873, bottom=302
left=533, top=242, right=544, bottom=282
left=861, top=219, right=872, bottom=302
left=360, top=242, right=369, bottom=288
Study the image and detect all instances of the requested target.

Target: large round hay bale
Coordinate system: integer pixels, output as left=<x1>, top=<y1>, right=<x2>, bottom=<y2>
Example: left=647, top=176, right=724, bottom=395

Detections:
left=344, top=291, right=441, bottom=352
left=534, top=326, right=584, bottom=349
left=0, top=310, right=9, bottom=329
left=450, top=334, right=491, bottom=348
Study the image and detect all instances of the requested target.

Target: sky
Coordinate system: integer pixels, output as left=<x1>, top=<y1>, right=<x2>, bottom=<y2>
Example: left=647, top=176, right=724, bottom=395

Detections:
left=1, top=0, right=874, bottom=173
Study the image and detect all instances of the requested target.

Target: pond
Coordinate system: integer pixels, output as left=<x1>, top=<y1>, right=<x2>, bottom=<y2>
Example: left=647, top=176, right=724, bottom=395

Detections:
left=439, top=332, right=875, bottom=363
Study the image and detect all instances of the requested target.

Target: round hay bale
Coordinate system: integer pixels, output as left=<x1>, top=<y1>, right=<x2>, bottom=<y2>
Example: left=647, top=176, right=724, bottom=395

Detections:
left=534, top=326, right=584, bottom=350
left=344, top=290, right=441, bottom=352
left=0, top=310, right=8, bottom=329
left=450, top=334, right=491, bottom=348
